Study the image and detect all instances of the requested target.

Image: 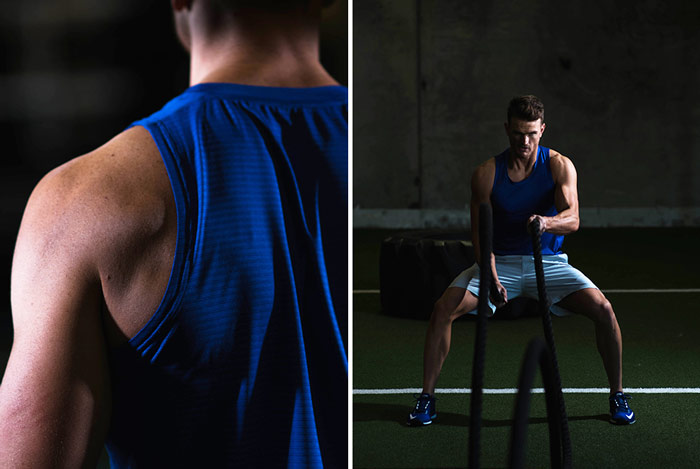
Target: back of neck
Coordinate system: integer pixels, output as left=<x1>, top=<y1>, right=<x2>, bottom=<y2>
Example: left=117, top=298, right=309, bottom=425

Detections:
left=189, top=8, right=338, bottom=88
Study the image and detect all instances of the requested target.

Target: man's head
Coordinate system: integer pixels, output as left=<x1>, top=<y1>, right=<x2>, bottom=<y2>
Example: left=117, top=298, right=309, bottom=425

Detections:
left=505, top=95, right=546, bottom=160
left=506, top=95, right=544, bottom=125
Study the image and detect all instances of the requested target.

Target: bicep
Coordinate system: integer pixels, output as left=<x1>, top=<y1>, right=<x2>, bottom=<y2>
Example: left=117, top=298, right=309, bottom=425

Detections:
left=0, top=174, right=111, bottom=467
left=553, top=156, right=579, bottom=213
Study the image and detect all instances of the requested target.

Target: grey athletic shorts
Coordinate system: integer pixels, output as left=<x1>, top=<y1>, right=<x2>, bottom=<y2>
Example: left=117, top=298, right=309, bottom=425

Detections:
left=449, top=253, right=598, bottom=317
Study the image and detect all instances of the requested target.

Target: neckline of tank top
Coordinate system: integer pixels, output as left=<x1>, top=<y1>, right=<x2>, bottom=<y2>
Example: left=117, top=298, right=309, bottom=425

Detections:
left=502, top=146, right=547, bottom=185
left=185, top=82, right=348, bottom=104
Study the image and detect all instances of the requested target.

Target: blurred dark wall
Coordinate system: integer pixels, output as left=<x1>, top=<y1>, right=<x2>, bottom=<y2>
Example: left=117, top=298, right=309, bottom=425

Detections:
left=354, top=1, right=700, bottom=215
left=0, top=0, right=347, bottom=340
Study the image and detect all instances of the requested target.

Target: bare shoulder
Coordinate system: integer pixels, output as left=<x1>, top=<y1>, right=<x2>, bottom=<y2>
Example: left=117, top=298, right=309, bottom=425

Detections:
left=14, top=125, right=175, bottom=343
left=2, top=126, right=169, bottom=466
left=470, top=157, right=496, bottom=202
left=471, top=157, right=496, bottom=186
left=473, top=157, right=496, bottom=174
left=548, top=149, right=577, bottom=180
left=14, top=125, right=173, bottom=309
left=24, top=126, right=169, bottom=257
left=47, top=125, right=166, bottom=209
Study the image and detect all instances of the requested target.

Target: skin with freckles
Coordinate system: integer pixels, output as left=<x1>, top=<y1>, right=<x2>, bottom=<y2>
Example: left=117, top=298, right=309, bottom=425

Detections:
left=0, top=0, right=338, bottom=466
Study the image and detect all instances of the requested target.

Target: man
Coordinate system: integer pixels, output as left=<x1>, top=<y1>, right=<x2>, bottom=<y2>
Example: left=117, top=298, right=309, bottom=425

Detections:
left=0, top=0, right=347, bottom=467
left=407, top=95, right=635, bottom=427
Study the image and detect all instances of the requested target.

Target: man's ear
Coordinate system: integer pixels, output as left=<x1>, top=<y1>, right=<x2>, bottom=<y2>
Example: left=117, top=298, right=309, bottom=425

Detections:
left=171, top=0, right=193, bottom=12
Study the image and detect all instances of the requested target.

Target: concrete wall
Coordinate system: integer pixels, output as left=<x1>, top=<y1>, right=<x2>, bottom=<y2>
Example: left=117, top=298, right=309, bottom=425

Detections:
left=353, top=0, right=700, bottom=227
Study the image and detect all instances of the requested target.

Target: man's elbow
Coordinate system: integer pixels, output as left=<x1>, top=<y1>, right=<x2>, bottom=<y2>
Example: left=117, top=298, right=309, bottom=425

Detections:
left=569, top=216, right=580, bottom=233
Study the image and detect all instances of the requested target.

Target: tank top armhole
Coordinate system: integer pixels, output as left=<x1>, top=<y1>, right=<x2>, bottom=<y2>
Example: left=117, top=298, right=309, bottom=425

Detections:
left=124, top=121, right=191, bottom=352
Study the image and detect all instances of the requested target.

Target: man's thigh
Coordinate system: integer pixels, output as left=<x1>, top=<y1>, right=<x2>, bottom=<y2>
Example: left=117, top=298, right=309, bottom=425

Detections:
left=523, top=256, right=598, bottom=307
left=555, top=287, right=610, bottom=320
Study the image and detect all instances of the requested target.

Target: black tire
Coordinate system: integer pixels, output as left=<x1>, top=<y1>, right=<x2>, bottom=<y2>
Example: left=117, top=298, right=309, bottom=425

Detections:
left=379, top=230, right=539, bottom=320
left=379, top=230, right=474, bottom=319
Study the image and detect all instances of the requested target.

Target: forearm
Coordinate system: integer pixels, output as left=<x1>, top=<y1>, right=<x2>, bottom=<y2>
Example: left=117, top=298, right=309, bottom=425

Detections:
left=472, top=233, right=500, bottom=284
left=538, top=208, right=579, bottom=235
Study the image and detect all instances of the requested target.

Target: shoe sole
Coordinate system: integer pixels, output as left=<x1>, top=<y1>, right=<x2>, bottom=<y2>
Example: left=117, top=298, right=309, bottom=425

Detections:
left=406, top=419, right=431, bottom=427
left=609, top=417, right=636, bottom=425
left=406, top=414, right=437, bottom=427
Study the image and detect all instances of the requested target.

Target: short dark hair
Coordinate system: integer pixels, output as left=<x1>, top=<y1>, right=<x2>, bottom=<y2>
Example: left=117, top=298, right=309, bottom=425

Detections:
left=507, top=95, right=544, bottom=123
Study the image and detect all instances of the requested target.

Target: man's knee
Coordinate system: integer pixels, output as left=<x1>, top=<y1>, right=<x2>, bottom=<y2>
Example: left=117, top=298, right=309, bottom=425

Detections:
left=430, top=290, right=471, bottom=325
left=563, top=289, right=618, bottom=325
left=430, top=296, right=454, bottom=325
left=591, top=297, right=617, bottom=326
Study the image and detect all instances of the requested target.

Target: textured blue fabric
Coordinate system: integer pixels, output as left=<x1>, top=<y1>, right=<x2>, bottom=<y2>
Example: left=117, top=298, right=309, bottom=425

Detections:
left=491, top=146, right=564, bottom=255
left=105, top=83, right=348, bottom=468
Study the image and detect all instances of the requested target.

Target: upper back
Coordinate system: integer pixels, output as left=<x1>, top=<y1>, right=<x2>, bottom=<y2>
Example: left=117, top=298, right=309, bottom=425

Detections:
left=104, top=83, right=348, bottom=468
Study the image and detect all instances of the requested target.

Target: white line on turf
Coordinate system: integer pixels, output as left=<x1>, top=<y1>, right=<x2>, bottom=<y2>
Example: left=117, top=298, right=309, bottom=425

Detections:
left=353, top=387, right=700, bottom=395
left=353, top=288, right=700, bottom=294
left=601, top=288, right=700, bottom=293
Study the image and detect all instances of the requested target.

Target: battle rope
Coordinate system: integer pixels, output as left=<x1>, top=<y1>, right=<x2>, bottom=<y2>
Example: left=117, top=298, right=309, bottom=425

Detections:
left=508, top=337, right=563, bottom=469
left=526, top=218, right=572, bottom=468
left=468, top=203, right=492, bottom=469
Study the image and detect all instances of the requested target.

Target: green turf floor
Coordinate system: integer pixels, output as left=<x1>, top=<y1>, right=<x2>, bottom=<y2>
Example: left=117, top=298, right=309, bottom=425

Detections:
left=353, top=228, right=700, bottom=468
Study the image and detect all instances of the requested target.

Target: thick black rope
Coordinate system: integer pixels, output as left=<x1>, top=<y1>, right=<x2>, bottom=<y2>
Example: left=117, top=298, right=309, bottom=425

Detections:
left=528, top=219, right=572, bottom=468
left=468, top=203, right=492, bottom=469
left=508, top=338, right=563, bottom=469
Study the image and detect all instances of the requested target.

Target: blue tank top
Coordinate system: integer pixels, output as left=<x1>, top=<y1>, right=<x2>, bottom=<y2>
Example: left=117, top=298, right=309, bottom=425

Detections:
left=491, top=146, right=564, bottom=255
left=105, top=83, right=348, bottom=468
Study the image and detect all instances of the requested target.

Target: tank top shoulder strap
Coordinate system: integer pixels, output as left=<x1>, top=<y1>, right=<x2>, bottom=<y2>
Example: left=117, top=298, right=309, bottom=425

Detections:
left=537, top=146, right=553, bottom=180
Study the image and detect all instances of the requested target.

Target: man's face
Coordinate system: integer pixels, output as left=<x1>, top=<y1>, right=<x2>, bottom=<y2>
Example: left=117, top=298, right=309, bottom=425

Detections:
left=505, top=118, right=545, bottom=159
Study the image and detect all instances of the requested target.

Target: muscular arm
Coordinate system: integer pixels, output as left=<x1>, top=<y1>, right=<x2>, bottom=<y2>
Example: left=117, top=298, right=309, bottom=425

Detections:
left=0, top=164, right=111, bottom=467
left=529, top=151, right=580, bottom=235
left=0, top=126, right=172, bottom=467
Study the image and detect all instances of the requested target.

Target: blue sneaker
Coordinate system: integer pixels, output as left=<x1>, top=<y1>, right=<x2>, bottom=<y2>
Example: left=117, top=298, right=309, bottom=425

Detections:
left=609, top=392, right=636, bottom=425
left=407, top=393, right=437, bottom=426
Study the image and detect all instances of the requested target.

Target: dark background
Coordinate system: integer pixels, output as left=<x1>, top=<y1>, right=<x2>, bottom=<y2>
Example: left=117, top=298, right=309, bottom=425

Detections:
left=353, top=0, right=700, bottom=228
